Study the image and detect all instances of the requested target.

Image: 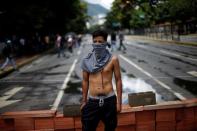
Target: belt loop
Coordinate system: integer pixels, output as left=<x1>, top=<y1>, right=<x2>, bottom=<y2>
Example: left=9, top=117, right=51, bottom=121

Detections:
left=99, top=98, right=104, bottom=107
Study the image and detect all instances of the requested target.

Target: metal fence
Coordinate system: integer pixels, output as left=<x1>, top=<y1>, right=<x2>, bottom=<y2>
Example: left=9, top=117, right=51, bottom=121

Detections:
left=133, top=21, right=197, bottom=42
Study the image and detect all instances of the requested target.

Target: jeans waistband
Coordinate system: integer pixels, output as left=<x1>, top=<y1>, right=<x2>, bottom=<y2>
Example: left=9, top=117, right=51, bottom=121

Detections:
left=88, top=91, right=115, bottom=100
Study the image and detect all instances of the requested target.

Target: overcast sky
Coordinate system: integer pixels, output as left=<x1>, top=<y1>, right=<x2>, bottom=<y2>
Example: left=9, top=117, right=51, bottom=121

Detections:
left=84, top=0, right=114, bottom=10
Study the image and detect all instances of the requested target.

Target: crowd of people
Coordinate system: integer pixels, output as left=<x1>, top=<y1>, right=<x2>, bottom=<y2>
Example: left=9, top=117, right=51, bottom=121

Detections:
left=55, top=33, right=82, bottom=58
left=0, top=32, right=82, bottom=71
left=0, top=30, right=126, bottom=71
left=0, top=34, right=52, bottom=71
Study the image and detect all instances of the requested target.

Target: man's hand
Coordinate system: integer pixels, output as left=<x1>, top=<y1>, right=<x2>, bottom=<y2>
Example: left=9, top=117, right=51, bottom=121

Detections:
left=80, top=102, right=86, bottom=111
left=117, top=103, right=122, bottom=113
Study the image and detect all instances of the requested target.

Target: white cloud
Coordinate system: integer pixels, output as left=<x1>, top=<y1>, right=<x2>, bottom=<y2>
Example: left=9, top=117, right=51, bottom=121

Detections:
left=85, top=0, right=114, bottom=10
left=100, top=0, right=114, bottom=9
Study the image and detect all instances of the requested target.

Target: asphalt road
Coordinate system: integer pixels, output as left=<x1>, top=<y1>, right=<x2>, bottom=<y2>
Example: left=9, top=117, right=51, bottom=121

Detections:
left=0, top=35, right=196, bottom=114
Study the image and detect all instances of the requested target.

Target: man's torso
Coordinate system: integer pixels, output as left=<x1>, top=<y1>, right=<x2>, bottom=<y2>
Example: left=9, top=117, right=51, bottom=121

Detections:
left=88, top=56, right=115, bottom=96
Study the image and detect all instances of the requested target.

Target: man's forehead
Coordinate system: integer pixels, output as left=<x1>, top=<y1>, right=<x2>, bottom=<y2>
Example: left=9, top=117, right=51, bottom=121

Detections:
left=93, top=36, right=105, bottom=40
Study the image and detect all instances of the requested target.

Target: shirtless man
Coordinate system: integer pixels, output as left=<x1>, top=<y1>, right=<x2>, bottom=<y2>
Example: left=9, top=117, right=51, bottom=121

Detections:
left=81, top=30, right=122, bottom=131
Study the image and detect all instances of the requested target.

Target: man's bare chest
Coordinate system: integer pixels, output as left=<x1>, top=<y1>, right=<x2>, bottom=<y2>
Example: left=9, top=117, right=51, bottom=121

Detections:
left=89, top=63, right=113, bottom=81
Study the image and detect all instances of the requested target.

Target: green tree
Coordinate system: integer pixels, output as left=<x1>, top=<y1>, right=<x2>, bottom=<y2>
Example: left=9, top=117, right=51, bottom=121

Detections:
left=0, top=0, right=88, bottom=36
left=105, top=0, right=197, bottom=31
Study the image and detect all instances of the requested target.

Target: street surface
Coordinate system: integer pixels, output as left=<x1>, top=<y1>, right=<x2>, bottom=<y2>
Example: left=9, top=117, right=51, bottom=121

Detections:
left=0, top=35, right=196, bottom=114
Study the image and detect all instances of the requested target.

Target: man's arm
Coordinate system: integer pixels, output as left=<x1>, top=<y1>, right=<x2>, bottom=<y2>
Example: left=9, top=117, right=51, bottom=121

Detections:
left=81, top=70, right=89, bottom=110
left=113, top=56, right=122, bottom=112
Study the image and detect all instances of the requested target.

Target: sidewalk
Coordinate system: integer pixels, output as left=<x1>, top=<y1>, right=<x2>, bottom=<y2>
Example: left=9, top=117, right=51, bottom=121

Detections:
left=0, top=48, right=54, bottom=79
left=125, top=35, right=197, bottom=47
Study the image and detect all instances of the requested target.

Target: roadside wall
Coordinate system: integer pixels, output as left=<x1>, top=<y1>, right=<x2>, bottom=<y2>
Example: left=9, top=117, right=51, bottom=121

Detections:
left=1, top=99, right=197, bottom=131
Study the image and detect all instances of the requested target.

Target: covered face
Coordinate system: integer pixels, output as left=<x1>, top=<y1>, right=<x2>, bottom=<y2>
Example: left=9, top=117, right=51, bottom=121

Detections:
left=81, top=35, right=112, bottom=73
left=92, top=36, right=108, bottom=59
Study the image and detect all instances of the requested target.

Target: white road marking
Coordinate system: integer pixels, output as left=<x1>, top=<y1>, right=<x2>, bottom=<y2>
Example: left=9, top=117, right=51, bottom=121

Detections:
left=34, top=58, right=43, bottom=64
left=51, top=59, right=78, bottom=110
left=119, top=54, right=186, bottom=100
left=0, top=87, right=24, bottom=108
left=51, top=47, right=82, bottom=110
left=187, top=71, right=197, bottom=77
left=160, top=50, right=197, bottom=62
left=23, top=65, right=33, bottom=71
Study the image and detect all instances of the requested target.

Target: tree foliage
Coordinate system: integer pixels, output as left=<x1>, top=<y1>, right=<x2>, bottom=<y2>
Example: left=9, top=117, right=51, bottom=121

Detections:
left=105, top=0, right=197, bottom=30
left=0, top=0, right=88, bottom=36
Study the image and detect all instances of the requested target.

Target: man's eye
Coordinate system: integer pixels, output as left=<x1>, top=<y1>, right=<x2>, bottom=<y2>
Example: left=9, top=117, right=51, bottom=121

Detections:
left=93, top=40, right=103, bottom=43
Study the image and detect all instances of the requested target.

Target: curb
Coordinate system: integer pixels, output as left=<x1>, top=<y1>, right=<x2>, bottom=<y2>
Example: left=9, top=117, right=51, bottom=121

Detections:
left=0, top=48, right=54, bottom=79
left=126, top=35, right=197, bottom=47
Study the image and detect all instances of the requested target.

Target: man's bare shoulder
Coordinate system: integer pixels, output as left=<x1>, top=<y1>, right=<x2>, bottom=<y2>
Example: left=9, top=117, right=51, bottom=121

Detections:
left=111, top=55, right=119, bottom=62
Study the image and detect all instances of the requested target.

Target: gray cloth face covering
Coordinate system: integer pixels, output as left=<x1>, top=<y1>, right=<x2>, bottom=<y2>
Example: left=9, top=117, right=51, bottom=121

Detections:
left=81, top=43, right=112, bottom=73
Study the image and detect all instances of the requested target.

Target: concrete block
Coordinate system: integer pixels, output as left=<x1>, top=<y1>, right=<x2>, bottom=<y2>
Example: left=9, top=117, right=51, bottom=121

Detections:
left=128, top=91, right=156, bottom=107
left=63, top=105, right=81, bottom=117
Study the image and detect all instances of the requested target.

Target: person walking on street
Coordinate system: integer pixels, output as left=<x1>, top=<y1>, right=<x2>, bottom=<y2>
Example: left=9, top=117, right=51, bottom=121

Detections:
left=55, top=33, right=65, bottom=58
left=118, top=30, right=126, bottom=52
left=0, top=40, right=17, bottom=71
left=110, top=31, right=117, bottom=52
left=66, top=36, right=73, bottom=55
left=81, top=29, right=122, bottom=131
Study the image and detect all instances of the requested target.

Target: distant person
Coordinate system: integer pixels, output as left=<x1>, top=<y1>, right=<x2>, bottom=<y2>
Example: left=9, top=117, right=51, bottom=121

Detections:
left=44, top=35, right=50, bottom=49
left=77, top=34, right=82, bottom=47
left=55, top=33, right=65, bottom=58
left=81, top=29, right=122, bottom=131
left=110, top=32, right=117, bottom=52
left=0, top=40, right=17, bottom=71
left=66, top=36, right=73, bottom=54
left=118, top=31, right=126, bottom=52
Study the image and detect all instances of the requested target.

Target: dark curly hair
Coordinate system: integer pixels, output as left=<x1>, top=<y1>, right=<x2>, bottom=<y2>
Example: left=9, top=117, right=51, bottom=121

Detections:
left=92, top=29, right=108, bottom=41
